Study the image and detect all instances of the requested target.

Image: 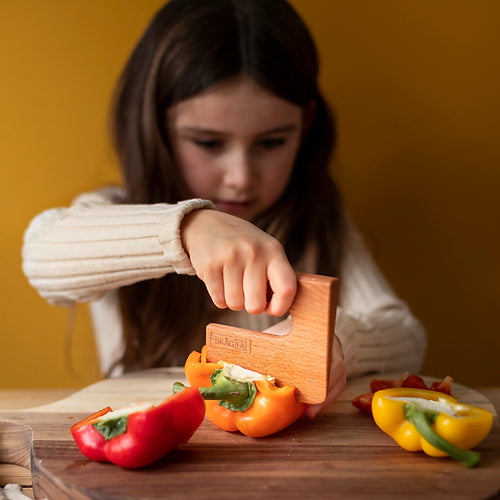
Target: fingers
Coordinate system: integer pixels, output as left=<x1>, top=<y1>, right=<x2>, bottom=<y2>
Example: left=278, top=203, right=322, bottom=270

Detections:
left=183, top=210, right=296, bottom=316
left=206, top=260, right=294, bottom=316
left=202, top=269, right=227, bottom=309
left=265, top=257, right=297, bottom=317
left=219, top=254, right=295, bottom=316
left=305, top=336, right=347, bottom=418
left=202, top=252, right=268, bottom=314
left=221, top=265, right=245, bottom=311
left=305, top=367, right=346, bottom=418
left=242, top=265, right=268, bottom=315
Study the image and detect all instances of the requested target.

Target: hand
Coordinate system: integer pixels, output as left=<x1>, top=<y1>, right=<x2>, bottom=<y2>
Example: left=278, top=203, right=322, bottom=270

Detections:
left=181, top=209, right=297, bottom=317
left=305, top=335, right=346, bottom=418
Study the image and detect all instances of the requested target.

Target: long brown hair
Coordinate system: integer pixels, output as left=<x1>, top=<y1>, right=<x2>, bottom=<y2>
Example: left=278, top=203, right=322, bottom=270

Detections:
left=110, top=0, right=343, bottom=371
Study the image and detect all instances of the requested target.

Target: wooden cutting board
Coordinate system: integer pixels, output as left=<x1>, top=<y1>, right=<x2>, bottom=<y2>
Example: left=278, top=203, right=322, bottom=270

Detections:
left=0, top=371, right=499, bottom=499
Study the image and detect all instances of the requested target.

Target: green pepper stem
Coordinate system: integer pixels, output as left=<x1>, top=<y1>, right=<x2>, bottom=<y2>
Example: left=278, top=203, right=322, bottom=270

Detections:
left=93, top=415, right=128, bottom=441
left=403, top=403, right=481, bottom=467
left=173, top=369, right=257, bottom=412
left=173, top=381, right=248, bottom=402
left=173, top=382, right=188, bottom=395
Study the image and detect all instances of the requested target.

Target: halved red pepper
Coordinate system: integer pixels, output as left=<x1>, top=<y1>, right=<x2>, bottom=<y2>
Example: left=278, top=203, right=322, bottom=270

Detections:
left=71, top=387, right=205, bottom=468
left=351, top=373, right=454, bottom=415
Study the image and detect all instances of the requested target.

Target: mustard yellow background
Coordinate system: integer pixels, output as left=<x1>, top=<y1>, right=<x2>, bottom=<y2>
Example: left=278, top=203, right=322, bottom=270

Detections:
left=1, top=1, right=499, bottom=390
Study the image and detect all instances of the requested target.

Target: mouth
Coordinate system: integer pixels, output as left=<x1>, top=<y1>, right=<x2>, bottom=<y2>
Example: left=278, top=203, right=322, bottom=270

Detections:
left=215, top=199, right=256, bottom=215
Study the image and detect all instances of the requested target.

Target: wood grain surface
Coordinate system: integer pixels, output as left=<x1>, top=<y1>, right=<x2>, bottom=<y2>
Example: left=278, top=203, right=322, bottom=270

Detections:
left=0, top=370, right=499, bottom=500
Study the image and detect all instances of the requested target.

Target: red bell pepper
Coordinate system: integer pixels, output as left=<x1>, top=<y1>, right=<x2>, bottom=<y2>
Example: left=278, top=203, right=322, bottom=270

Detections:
left=71, top=387, right=205, bottom=468
left=351, top=373, right=454, bottom=415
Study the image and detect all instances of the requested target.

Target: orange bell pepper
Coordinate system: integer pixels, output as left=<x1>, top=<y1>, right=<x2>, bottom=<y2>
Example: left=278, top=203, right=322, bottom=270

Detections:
left=177, top=346, right=305, bottom=438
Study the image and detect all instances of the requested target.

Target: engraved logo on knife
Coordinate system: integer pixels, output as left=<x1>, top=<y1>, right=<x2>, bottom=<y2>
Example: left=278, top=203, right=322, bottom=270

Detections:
left=209, top=332, right=251, bottom=353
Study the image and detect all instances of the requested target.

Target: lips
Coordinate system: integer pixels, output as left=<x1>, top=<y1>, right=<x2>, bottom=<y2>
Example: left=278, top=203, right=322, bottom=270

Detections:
left=215, top=199, right=256, bottom=216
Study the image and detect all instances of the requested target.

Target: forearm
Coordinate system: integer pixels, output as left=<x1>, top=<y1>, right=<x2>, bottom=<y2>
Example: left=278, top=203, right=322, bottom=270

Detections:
left=22, top=189, right=214, bottom=305
left=335, top=302, right=426, bottom=378
left=336, top=216, right=427, bottom=377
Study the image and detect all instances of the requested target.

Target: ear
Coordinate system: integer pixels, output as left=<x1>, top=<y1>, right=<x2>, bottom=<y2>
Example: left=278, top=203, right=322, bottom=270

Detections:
left=301, top=100, right=317, bottom=141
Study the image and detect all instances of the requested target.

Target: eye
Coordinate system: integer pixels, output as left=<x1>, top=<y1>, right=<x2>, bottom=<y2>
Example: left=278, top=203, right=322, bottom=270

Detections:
left=256, top=137, right=286, bottom=150
left=193, top=139, right=223, bottom=151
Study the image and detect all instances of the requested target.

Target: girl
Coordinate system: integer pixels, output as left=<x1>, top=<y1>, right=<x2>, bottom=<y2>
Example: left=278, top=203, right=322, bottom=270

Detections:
left=22, top=0, right=426, bottom=417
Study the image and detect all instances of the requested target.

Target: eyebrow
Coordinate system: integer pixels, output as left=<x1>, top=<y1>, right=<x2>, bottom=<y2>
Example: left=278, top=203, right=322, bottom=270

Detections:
left=178, top=124, right=299, bottom=136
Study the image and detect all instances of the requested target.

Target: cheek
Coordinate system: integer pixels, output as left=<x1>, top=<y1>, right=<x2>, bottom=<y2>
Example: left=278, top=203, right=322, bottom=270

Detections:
left=178, top=151, right=218, bottom=199
left=259, top=151, right=296, bottom=203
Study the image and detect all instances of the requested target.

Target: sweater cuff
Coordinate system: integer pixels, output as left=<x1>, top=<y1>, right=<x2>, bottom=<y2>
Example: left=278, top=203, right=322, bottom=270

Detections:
left=334, top=304, right=427, bottom=379
left=157, top=198, right=215, bottom=275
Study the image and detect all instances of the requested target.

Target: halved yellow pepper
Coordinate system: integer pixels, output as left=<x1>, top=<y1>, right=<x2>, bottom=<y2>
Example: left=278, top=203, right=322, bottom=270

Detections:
left=372, top=388, right=493, bottom=467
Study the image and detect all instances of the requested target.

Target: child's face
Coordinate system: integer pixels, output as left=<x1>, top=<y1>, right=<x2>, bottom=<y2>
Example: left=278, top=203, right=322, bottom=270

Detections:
left=168, top=77, right=303, bottom=221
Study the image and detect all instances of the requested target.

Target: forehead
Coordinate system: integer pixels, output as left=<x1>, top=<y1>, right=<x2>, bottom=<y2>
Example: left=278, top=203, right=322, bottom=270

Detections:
left=169, top=77, right=302, bottom=134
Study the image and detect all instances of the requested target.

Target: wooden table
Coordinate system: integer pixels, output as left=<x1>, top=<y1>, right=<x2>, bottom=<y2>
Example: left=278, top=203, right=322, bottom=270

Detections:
left=1, top=371, right=499, bottom=499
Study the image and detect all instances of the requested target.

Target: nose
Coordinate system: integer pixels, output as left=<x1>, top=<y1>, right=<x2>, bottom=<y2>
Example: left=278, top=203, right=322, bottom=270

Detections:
left=223, top=148, right=255, bottom=190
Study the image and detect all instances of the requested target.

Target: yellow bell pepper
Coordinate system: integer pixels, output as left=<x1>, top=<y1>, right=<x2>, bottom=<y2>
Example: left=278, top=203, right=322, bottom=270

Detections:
left=372, top=388, right=493, bottom=467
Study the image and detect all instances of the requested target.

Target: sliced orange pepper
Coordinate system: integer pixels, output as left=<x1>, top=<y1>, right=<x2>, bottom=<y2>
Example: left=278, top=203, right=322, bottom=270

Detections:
left=181, top=346, right=305, bottom=438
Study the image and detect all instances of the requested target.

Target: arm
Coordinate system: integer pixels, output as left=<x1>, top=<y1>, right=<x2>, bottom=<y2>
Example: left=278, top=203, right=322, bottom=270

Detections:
left=306, top=216, right=426, bottom=417
left=22, top=187, right=214, bottom=305
left=335, top=216, right=427, bottom=378
left=211, top=215, right=425, bottom=417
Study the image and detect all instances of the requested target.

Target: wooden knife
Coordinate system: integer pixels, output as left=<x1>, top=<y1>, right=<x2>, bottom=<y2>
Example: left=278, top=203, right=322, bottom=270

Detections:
left=205, top=272, right=339, bottom=404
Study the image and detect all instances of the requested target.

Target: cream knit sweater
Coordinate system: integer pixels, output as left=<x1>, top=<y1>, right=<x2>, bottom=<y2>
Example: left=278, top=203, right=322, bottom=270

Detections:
left=22, top=187, right=426, bottom=377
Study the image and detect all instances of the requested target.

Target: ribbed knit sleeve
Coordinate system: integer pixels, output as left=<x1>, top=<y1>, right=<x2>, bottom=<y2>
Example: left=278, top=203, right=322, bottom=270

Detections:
left=22, top=187, right=215, bottom=305
left=215, top=215, right=426, bottom=378
left=23, top=191, right=426, bottom=379
left=334, top=217, right=427, bottom=377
